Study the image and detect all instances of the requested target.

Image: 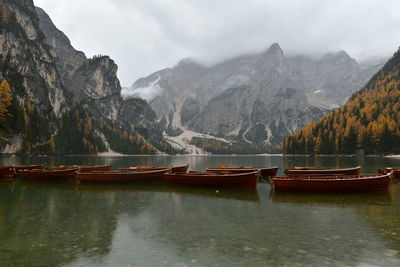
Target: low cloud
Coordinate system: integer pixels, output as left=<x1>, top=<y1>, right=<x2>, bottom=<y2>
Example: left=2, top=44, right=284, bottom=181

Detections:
left=121, top=76, right=162, bottom=101
left=35, top=0, right=400, bottom=86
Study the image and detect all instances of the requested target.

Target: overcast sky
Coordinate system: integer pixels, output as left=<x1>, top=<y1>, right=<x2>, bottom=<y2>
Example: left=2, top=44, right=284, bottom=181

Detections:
left=35, top=0, right=400, bottom=87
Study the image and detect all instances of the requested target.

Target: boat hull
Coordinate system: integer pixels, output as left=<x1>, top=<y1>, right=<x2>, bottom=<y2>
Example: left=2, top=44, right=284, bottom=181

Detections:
left=58, top=165, right=112, bottom=172
left=378, top=168, right=400, bottom=179
left=77, top=169, right=169, bottom=182
left=285, top=166, right=361, bottom=176
left=15, top=164, right=45, bottom=173
left=271, top=174, right=391, bottom=192
left=259, top=167, right=279, bottom=177
left=79, top=165, right=112, bottom=172
left=208, top=166, right=278, bottom=178
left=164, top=171, right=260, bottom=188
left=121, top=164, right=188, bottom=174
left=170, top=164, right=189, bottom=173
left=0, top=166, right=15, bottom=178
left=19, top=168, right=79, bottom=181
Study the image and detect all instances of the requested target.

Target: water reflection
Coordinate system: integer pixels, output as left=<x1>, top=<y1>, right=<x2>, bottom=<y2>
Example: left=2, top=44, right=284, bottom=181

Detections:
left=76, top=183, right=261, bottom=203
left=68, top=184, right=400, bottom=266
left=351, top=184, right=400, bottom=255
left=0, top=181, right=159, bottom=266
left=0, top=156, right=400, bottom=266
left=270, top=191, right=392, bottom=206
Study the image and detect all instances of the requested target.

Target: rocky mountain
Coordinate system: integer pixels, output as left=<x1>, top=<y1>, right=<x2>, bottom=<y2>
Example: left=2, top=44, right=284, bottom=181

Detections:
left=0, top=0, right=175, bottom=154
left=36, top=7, right=119, bottom=121
left=124, top=43, right=383, bottom=153
left=284, top=47, right=400, bottom=155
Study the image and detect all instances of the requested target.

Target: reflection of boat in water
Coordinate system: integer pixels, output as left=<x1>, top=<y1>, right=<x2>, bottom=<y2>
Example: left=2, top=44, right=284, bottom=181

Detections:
left=15, top=174, right=261, bottom=202
left=0, top=179, right=14, bottom=188
left=76, top=182, right=261, bottom=203
left=17, top=178, right=77, bottom=191
left=270, top=191, right=392, bottom=206
left=285, top=166, right=361, bottom=176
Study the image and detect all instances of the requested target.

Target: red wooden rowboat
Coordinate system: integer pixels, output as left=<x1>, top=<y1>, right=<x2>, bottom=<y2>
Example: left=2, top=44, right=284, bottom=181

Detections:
left=164, top=170, right=260, bottom=188
left=58, top=165, right=112, bottom=172
left=15, top=164, right=45, bottom=173
left=378, top=168, right=400, bottom=178
left=79, top=165, right=112, bottom=172
left=0, top=166, right=15, bottom=178
left=285, top=166, right=361, bottom=176
left=271, top=173, right=391, bottom=192
left=207, top=165, right=278, bottom=177
left=77, top=168, right=169, bottom=182
left=120, top=164, right=188, bottom=173
left=19, top=168, right=79, bottom=180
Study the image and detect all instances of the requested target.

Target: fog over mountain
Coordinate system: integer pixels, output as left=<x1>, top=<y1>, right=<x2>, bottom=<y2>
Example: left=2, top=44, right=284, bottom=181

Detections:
left=35, top=0, right=400, bottom=86
left=123, top=43, right=383, bottom=153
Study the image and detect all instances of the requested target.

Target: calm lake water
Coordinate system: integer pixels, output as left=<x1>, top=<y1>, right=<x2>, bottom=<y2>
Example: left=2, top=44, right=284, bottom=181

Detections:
left=1, top=155, right=400, bottom=266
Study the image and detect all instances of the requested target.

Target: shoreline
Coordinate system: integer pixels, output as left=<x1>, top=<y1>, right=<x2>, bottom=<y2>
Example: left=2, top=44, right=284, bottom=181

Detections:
left=1, top=153, right=399, bottom=157
left=283, top=154, right=400, bottom=157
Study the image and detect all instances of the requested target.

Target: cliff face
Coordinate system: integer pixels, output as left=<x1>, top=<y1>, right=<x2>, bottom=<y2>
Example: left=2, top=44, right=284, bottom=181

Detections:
left=70, top=56, right=122, bottom=121
left=36, top=7, right=120, bottom=113
left=0, top=0, right=68, bottom=153
left=1, top=1, right=68, bottom=118
left=35, top=7, right=86, bottom=87
left=0, top=1, right=172, bottom=154
left=125, top=43, right=382, bottom=152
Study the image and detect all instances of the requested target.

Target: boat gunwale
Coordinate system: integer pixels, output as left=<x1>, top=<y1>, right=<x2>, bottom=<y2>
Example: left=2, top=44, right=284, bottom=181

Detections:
left=78, top=164, right=111, bottom=168
left=58, top=165, right=111, bottom=170
left=121, top=164, right=188, bottom=170
left=78, top=168, right=170, bottom=175
left=272, top=173, right=390, bottom=182
left=207, top=168, right=259, bottom=172
left=167, top=170, right=261, bottom=178
left=212, top=165, right=279, bottom=170
left=14, top=164, right=45, bottom=169
left=285, top=166, right=361, bottom=173
left=380, top=167, right=400, bottom=171
left=21, top=167, right=79, bottom=173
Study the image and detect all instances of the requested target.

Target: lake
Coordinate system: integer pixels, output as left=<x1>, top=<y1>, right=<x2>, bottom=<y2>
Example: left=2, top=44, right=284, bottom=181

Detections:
left=0, top=155, right=400, bottom=266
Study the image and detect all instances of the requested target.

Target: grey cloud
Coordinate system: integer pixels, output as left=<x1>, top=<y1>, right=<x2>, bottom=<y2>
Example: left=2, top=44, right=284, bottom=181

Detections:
left=35, top=0, right=400, bottom=86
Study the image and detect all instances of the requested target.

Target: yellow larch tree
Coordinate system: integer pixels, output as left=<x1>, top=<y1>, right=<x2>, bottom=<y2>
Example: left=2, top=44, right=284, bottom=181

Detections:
left=0, top=79, right=12, bottom=120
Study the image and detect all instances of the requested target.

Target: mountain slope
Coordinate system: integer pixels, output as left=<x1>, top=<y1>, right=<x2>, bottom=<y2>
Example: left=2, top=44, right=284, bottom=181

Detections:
left=284, top=47, right=400, bottom=155
left=0, top=0, right=175, bottom=154
left=0, top=0, right=71, bottom=153
left=125, top=43, right=383, bottom=153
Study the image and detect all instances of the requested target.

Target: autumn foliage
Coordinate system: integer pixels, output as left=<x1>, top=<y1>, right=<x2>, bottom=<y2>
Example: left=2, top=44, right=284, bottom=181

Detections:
left=284, top=48, right=400, bottom=155
left=0, top=80, right=12, bottom=120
